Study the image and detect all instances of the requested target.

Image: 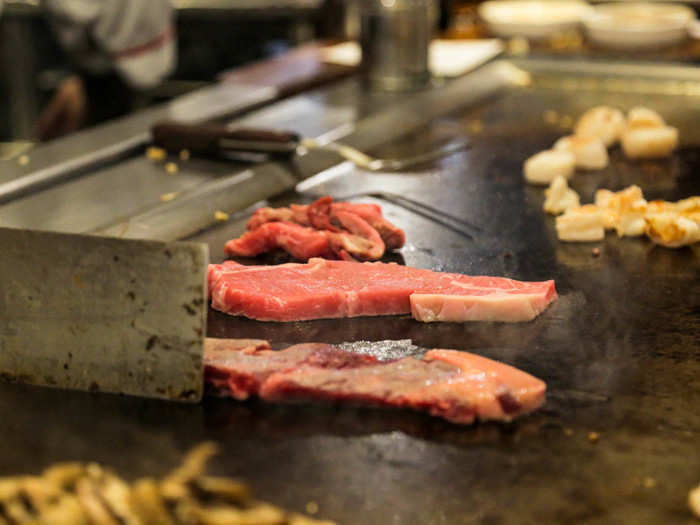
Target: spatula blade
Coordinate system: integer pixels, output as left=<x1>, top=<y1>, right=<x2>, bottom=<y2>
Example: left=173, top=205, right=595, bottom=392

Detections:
left=0, top=227, right=207, bottom=401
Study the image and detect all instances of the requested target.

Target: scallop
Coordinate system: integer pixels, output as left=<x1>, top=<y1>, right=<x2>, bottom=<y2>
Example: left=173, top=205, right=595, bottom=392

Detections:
left=554, top=135, right=609, bottom=170
left=523, top=149, right=576, bottom=185
left=621, top=126, right=678, bottom=159
left=690, top=483, right=700, bottom=519
left=645, top=213, right=700, bottom=248
left=594, top=185, right=647, bottom=236
left=544, top=176, right=580, bottom=215
left=676, top=196, right=700, bottom=222
left=626, top=107, right=665, bottom=129
left=555, top=205, right=606, bottom=242
left=574, top=106, right=625, bottom=147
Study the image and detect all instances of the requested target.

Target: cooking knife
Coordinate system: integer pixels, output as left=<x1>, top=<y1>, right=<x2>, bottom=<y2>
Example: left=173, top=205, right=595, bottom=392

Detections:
left=0, top=227, right=208, bottom=401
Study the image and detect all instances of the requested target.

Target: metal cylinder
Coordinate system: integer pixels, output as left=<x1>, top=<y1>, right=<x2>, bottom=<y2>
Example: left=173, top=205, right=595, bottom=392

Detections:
left=359, top=0, right=436, bottom=92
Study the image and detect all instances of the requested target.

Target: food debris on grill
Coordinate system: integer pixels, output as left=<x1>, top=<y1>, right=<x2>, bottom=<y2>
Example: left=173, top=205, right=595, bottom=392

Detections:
left=146, top=146, right=167, bottom=161
left=160, top=192, right=179, bottom=202
left=689, top=483, right=700, bottom=519
left=642, top=477, right=657, bottom=489
left=0, top=442, right=336, bottom=525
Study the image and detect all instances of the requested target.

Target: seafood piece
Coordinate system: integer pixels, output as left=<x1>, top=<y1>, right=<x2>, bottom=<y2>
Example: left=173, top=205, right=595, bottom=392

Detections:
left=646, top=200, right=677, bottom=215
left=594, top=185, right=648, bottom=237
left=645, top=213, right=700, bottom=248
left=554, top=135, right=609, bottom=170
left=621, top=126, right=678, bottom=159
left=690, top=483, right=700, bottom=519
left=555, top=205, right=606, bottom=242
left=523, top=149, right=575, bottom=185
left=626, top=107, right=665, bottom=129
left=574, top=106, right=625, bottom=147
left=676, top=196, right=700, bottom=223
left=543, top=176, right=580, bottom=215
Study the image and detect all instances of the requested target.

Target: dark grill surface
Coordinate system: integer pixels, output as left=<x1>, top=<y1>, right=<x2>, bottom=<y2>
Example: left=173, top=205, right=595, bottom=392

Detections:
left=1, top=66, right=699, bottom=525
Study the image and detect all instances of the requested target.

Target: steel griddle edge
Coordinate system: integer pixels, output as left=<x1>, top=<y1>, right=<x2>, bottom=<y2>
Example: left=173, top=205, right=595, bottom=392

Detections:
left=1, top=59, right=699, bottom=524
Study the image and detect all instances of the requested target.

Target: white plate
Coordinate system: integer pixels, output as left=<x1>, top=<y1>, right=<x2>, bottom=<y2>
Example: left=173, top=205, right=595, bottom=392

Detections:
left=321, top=39, right=504, bottom=78
left=479, top=0, right=593, bottom=40
left=584, top=2, right=696, bottom=49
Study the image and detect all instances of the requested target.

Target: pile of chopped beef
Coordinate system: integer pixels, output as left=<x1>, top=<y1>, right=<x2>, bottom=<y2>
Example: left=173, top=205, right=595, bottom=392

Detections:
left=224, top=196, right=405, bottom=261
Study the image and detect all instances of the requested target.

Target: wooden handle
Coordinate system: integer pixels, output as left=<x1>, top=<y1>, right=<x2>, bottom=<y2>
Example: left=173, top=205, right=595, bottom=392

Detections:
left=151, top=121, right=300, bottom=156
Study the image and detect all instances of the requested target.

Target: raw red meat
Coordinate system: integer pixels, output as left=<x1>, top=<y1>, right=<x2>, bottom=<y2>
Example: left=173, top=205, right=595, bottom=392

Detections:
left=225, top=206, right=386, bottom=261
left=204, top=338, right=547, bottom=424
left=226, top=196, right=405, bottom=261
left=208, top=258, right=557, bottom=323
left=224, top=222, right=330, bottom=260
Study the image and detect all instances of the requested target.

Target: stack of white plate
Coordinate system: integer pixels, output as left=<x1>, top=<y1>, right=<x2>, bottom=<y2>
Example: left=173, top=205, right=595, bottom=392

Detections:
left=479, top=0, right=698, bottom=49
left=478, top=0, right=593, bottom=40
left=583, top=2, right=696, bottom=49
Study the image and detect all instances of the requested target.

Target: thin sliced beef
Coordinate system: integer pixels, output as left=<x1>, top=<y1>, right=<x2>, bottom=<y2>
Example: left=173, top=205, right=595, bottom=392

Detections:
left=330, top=201, right=406, bottom=250
left=229, top=196, right=405, bottom=261
left=204, top=338, right=547, bottom=424
left=208, top=258, right=557, bottom=322
left=224, top=222, right=331, bottom=260
left=226, top=203, right=387, bottom=261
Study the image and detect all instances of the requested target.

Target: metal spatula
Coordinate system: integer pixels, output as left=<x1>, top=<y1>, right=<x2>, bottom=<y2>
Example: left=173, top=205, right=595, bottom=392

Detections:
left=0, top=227, right=208, bottom=401
left=151, top=121, right=468, bottom=172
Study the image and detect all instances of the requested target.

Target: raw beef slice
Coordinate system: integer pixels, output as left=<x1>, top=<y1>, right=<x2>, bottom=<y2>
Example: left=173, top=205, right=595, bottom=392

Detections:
left=225, top=196, right=405, bottom=261
left=208, top=258, right=557, bottom=322
left=204, top=338, right=547, bottom=424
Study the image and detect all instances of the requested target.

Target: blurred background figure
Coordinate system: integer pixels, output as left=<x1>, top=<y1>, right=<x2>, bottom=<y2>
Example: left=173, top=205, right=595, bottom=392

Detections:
left=0, top=0, right=330, bottom=146
left=0, top=0, right=175, bottom=141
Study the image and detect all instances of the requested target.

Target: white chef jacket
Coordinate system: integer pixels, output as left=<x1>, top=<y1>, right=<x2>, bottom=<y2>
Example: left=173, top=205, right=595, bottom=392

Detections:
left=0, top=0, right=176, bottom=89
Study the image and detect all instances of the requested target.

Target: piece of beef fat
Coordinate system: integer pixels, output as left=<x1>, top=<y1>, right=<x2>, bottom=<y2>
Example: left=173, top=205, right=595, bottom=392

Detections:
left=208, top=259, right=557, bottom=322
left=203, top=338, right=547, bottom=424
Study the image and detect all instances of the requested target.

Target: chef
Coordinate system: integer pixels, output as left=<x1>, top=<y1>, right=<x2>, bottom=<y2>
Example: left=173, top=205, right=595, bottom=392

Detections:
left=0, top=0, right=176, bottom=140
